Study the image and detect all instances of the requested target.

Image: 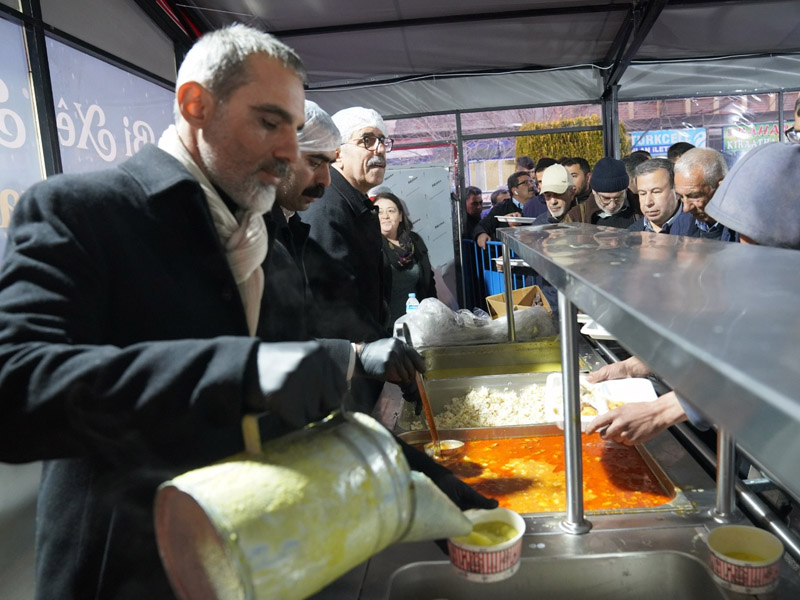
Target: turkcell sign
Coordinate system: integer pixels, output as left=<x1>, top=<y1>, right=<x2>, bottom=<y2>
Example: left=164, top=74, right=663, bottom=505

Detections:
left=630, top=129, right=707, bottom=156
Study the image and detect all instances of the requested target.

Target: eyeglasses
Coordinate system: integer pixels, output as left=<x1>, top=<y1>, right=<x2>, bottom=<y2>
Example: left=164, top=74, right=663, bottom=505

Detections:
left=786, top=128, right=800, bottom=144
left=347, top=134, right=394, bottom=152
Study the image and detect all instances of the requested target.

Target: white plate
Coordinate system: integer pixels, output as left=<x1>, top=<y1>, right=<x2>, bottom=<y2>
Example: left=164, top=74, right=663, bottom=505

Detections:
left=492, top=257, right=528, bottom=268
left=580, top=319, right=615, bottom=340
left=496, top=216, right=536, bottom=224
left=544, top=373, right=657, bottom=431
left=576, top=312, right=592, bottom=324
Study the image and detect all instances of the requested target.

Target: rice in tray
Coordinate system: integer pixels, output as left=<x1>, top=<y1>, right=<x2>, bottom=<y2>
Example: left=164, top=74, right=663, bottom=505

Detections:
left=409, top=384, right=548, bottom=430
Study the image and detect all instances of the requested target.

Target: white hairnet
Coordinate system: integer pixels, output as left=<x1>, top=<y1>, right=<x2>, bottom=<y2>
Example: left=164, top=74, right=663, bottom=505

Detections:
left=298, top=100, right=341, bottom=152
left=332, top=107, right=387, bottom=143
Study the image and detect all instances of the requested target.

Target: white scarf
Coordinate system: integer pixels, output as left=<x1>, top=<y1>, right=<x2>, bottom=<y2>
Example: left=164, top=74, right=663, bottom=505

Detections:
left=158, top=125, right=267, bottom=336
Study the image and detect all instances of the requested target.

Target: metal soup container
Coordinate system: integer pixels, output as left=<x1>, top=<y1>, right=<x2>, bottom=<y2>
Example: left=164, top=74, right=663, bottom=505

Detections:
left=154, top=413, right=414, bottom=600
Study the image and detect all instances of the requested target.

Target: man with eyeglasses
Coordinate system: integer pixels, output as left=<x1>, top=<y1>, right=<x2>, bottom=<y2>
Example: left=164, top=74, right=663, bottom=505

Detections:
left=301, top=107, right=395, bottom=410
left=587, top=157, right=641, bottom=228
left=473, top=170, right=537, bottom=249
left=783, top=96, right=800, bottom=143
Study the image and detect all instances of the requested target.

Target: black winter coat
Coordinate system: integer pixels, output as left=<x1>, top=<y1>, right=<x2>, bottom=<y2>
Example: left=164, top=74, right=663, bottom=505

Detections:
left=0, top=146, right=349, bottom=600
left=302, top=168, right=391, bottom=342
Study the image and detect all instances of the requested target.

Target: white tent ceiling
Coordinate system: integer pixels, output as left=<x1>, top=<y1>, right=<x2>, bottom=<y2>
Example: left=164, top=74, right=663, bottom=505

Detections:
left=138, top=0, right=800, bottom=116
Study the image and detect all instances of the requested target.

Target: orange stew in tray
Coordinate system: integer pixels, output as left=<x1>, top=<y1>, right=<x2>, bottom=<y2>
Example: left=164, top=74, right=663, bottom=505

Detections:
left=430, top=433, right=673, bottom=513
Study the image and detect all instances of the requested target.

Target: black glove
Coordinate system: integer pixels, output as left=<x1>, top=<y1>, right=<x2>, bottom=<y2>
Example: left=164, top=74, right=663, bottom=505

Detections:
left=357, top=338, right=426, bottom=382
left=399, top=378, right=423, bottom=415
left=432, top=472, right=499, bottom=511
left=250, top=341, right=346, bottom=428
left=396, top=437, right=498, bottom=511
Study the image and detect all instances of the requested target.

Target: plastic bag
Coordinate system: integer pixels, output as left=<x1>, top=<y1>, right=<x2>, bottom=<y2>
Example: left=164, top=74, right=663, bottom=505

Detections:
left=401, top=298, right=556, bottom=348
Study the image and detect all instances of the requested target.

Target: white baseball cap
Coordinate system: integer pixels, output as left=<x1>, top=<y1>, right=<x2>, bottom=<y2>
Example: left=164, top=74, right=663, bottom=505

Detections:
left=540, top=164, right=572, bottom=194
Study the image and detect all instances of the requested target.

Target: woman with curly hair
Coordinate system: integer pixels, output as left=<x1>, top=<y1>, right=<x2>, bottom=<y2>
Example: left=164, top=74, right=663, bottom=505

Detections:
left=374, top=191, right=437, bottom=325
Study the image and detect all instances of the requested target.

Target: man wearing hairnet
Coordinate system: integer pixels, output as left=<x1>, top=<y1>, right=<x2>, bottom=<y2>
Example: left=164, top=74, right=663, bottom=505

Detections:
left=262, top=101, right=424, bottom=388
left=301, top=107, right=394, bottom=413
left=268, top=101, right=497, bottom=521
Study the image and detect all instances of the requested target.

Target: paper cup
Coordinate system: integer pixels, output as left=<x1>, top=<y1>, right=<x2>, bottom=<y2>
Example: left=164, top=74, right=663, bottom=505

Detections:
left=707, top=525, right=783, bottom=593
left=447, top=507, right=525, bottom=582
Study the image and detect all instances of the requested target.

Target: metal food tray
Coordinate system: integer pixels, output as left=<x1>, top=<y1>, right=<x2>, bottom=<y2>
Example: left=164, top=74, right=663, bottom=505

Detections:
left=419, top=337, right=604, bottom=380
left=396, top=371, right=552, bottom=431
left=398, top=424, right=694, bottom=516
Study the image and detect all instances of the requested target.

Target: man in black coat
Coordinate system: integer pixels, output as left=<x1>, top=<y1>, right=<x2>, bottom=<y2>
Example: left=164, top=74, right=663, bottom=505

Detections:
left=0, top=27, right=424, bottom=600
left=473, top=170, right=536, bottom=249
left=303, top=106, right=393, bottom=344
left=588, top=157, right=642, bottom=229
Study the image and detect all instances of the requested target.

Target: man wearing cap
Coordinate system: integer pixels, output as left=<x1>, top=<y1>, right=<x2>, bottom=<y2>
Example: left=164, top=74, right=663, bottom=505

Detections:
left=521, top=157, right=557, bottom=218
left=674, top=148, right=736, bottom=242
left=588, top=157, right=641, bottom=228
left=628, top=158, right=695, bottom=235
left=706, top=141, right=800, bottom=248
left=532, top=164, right=577, bottom=225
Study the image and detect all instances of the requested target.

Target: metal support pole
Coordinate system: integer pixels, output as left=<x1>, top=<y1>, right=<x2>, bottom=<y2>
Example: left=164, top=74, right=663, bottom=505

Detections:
left=502, top=243, right=516, bottom=342
left=712, top=428, right=740, bottom=522
left=558, top=291, right=591, bottom=534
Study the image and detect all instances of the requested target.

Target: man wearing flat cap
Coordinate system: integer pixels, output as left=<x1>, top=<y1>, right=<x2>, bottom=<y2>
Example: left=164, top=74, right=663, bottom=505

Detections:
left=588, top=157, right=641, bottom=228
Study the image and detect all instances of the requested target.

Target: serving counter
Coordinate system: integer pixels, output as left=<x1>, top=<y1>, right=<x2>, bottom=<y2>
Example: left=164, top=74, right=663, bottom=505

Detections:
left=314, top=224, right=800, bottom=600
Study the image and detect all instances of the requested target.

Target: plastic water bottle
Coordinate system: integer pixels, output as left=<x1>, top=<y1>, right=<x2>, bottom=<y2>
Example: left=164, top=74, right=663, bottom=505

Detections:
left=405, top=292, right=420, bottom=313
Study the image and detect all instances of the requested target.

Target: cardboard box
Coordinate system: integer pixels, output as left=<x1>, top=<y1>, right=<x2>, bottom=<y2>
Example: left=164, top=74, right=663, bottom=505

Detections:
left=485, top=285, right=552, bottom=319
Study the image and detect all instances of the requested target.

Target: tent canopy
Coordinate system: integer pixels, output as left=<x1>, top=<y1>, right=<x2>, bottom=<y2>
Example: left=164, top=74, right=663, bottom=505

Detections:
left=139, top=0, right=800, bottom=116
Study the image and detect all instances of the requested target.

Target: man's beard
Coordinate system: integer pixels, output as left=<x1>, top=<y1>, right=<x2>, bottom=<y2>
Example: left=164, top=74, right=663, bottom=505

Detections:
left=198, top=138, right=282, bottom=215
left=601, top=201, right=624, bottom=216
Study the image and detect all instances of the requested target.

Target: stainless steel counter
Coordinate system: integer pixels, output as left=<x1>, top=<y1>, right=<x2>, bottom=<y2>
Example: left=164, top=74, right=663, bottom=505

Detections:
left=499, top=223, right=800, bottom=503
left=354, top=430, right=800, bottom=599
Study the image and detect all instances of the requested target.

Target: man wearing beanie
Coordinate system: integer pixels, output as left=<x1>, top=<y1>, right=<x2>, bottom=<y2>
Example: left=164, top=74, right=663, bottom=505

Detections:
left=589, top=157, right=641, bottom=228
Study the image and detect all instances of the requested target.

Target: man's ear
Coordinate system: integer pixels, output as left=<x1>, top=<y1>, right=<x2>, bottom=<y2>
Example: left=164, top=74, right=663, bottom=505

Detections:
left=176, top=81, right=214, bottom=127
left=333, top=146, right=344, bottom=167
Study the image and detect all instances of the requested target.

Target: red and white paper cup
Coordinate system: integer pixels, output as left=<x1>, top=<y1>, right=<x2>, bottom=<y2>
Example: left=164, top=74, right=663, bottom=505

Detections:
left=707, top=525, right=784, bottom=594
left=447, top=507, right=525, bottom=583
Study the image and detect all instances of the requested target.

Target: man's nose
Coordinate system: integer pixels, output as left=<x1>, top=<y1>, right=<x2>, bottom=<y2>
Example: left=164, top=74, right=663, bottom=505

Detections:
left=318, top=166, right=331, bottom=188
left=274, top=126, right=301, bottom=165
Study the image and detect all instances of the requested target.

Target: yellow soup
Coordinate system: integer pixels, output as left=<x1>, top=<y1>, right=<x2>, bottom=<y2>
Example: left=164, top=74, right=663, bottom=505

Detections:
left=724, top=551, right=766, bottom=562
left=453, top=521, right=518, bottom=547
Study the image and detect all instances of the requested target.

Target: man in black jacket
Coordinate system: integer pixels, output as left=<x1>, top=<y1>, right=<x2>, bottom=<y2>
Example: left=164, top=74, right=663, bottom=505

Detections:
left=473, top=170, right=536, bottom=249
left=303, top=106, right=393, bottom=344
left=588, top=157, right=641, bottom=229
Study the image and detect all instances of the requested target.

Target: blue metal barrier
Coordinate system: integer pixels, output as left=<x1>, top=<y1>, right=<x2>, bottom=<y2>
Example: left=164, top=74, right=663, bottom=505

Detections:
left=460, top=239, right=532, bottom=310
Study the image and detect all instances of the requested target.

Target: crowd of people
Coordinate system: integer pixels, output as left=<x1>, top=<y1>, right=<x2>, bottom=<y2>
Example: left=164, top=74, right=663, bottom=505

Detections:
left=464, top=120, right=800, bottom=447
